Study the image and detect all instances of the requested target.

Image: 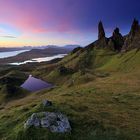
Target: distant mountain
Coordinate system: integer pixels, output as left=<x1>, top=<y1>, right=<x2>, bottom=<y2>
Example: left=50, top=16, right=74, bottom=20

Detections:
left=28, top=45, right=80, bottom=50
left=0, top=45, right=80, bottom=52
left=0, top=45, right=79, bottom=64
left=0, top=47, right=31, bottom=52
left=62, top=45, right=81, bottom=50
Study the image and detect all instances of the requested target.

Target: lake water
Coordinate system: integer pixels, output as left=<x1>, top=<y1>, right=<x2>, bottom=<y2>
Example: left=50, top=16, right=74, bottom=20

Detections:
left=0, top=50, right=29, bottom=58
left=10, top=54, right=67, bottom=65
left=21, top=75, right=53, bottom=92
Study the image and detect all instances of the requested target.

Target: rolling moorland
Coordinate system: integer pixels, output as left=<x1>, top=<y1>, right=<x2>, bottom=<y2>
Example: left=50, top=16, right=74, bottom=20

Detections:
left=0, top=19, right=140, bottom=140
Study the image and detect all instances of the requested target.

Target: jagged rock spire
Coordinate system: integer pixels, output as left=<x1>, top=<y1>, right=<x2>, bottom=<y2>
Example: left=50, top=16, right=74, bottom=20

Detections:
left=112, top=27, right=124, bottom=51
left=113, top=27, right=120, bottom=35
left=130, top=18, right=139, bottom=36
left=122, top=19, right=140, bottom=51
left=98, top=21, right=105, bottom=39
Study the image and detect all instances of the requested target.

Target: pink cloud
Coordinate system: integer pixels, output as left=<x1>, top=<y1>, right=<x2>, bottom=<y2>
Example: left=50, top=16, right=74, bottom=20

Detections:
left=0, top=0, right=97, bottom=46
left=0, top=0, right=89, bottom=35
left=0, top=0, right=49, bottom=33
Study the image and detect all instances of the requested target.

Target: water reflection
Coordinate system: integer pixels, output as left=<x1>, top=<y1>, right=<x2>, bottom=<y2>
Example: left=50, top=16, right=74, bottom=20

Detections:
left=10, top=54, right=67, bottom=65
left=0, top=50, right=29, bottom=58
left=21, top=75, right=53, bottom=92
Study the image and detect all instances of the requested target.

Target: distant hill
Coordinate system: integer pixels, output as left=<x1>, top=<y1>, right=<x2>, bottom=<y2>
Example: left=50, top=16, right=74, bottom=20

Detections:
left=43, top=45, right=80, bottom=50
left=62, top=45, right=81, bottom=50
left=0, top=47, right=30, bottom=52
left=0, top=45, right=80, bottom=52
left=0, top=45, right=80, bottom=64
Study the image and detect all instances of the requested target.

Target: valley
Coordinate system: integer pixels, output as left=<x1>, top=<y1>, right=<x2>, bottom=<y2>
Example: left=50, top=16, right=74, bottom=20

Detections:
left=0, top=45, right=77, bottom=65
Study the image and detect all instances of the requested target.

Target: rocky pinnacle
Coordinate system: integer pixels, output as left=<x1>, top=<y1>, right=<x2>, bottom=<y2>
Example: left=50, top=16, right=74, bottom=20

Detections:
left=98, top=21, right=105, bottom=40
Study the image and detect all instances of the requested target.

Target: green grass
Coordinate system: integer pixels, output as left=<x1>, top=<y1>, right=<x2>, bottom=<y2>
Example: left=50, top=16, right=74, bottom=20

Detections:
left=0, top=69, right=28, bottom=101
left=0, top=48, right=140, bottom=140
left=0, top=82, right=139, bottom=140
left=98, top=49, right=140, bottom=72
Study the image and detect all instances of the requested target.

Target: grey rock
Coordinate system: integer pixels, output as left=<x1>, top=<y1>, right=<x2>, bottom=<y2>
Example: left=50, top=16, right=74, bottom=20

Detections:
left=49, top=113, right=71, bottom=133
left=24, top=112, right=71, bottom=133
left=24, top=113, right=40, bottom=128
left=42, top=100, right=52, bottom=107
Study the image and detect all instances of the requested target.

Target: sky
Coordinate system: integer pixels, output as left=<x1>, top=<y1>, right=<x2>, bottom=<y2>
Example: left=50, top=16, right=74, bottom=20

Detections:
left=0, top=0, right=140, bottom=47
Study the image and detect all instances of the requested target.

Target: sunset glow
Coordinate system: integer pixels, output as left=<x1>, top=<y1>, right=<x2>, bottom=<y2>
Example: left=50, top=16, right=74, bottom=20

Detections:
left=0, top=0, right=139, bottom=47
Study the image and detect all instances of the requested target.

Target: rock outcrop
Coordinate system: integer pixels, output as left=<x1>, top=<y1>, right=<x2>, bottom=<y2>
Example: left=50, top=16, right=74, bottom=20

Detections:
left=72, top=19, right=140, bottom=53
left=98, top=21, right=106, bottom=40
left=95, top=19, right=140, bottom=51
left=95, top=21, right=107, bottom=48
left=24, top=112, right=71, bottom=133
left=122, top=19, right=140, bottom=51
left=130, top=19, right=140, bottom=36
left=109, top=27, right=124, bottom=51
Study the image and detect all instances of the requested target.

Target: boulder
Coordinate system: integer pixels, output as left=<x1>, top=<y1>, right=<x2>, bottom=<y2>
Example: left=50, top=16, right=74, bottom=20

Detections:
left=24, top=112, right=71, bottom=133
left=42, top=100, right=52, bottom=107
left=24, top=113, right=40, bottom=128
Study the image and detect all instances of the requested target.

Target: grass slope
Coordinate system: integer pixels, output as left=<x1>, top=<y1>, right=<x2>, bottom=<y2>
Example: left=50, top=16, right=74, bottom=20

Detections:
left=0, top=48, right=140, bottom=140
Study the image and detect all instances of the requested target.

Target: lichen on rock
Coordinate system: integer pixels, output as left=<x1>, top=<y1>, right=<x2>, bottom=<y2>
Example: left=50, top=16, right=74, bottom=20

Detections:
left=24, top=112, right=71, bottom=133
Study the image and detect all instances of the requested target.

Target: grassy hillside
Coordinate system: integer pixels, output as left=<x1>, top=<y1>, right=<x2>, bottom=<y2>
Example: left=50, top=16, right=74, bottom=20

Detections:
left=33, top=47, right=140, bottom=86
left=0, top=69, right=28, bottom=102
left=0, top=48, right=140, bottom=140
